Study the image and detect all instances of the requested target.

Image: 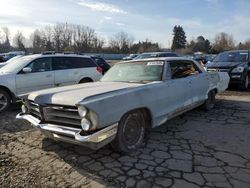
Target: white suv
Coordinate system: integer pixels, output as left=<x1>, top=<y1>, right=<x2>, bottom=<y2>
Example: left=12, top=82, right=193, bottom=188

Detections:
left=0, top=53, right=103, bottom=112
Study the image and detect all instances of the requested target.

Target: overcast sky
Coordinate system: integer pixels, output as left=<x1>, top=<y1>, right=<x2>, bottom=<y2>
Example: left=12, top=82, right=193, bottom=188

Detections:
left=1, top=0, right=250, bottom=47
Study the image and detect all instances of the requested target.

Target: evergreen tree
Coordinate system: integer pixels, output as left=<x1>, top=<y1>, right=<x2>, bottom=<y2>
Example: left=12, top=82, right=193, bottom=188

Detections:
left=171, top=25, right=187, bottom=50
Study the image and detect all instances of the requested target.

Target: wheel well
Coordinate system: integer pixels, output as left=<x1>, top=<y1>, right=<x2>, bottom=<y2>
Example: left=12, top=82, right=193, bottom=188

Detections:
left=212, top=88, right=218, bottom=94
left=122, top=108, right=153, bottom=129
left=79, top=77, right=93, bottom=83
left=0, top=86, right=15, bottom=102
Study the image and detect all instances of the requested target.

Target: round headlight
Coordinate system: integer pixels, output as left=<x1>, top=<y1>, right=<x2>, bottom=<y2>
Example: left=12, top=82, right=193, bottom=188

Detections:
left=81, top=118, right=90, bottom=131
left=78, top=106, right=87, bottom=117
left=21, top=105, right=28, bottom=114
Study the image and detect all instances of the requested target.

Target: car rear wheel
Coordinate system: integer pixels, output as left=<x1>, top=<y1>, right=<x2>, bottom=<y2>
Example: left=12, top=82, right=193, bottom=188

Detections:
left=111, top=110, right=146, bottom=153
left=0, top=89, right=11, bottom=112
left=202, top=90, right=216, bottom=111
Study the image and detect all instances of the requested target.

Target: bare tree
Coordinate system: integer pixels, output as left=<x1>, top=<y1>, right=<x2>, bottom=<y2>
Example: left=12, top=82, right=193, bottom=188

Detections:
left=13, top=31, right=26, bottom=51
left=1, top=27, right=11, bottom=52
left=41, top=26, right=54, bottom=51
left=109, top=32, right=134, bottom=53
left=31, top=29, right=44, bottom=53
left=212, top=32, right=235, bottom=53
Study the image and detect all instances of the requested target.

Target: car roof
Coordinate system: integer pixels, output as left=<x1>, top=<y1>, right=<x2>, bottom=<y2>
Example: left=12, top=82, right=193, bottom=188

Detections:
left=23, top=53, right=93, bottom=59
left=118, top=57, right=194, bottom=64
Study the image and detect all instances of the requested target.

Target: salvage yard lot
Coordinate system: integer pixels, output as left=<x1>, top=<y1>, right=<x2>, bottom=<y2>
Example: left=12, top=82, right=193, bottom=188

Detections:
left=1, top=90, right=250, bottom=188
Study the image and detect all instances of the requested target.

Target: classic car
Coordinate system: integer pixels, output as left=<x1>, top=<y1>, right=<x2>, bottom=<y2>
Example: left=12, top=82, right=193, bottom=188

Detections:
left=17, top=57, right=229, bottom=153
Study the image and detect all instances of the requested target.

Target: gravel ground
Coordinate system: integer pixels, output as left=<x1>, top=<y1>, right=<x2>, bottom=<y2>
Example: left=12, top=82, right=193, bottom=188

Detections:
left=0, top=89, right=250, bottom=188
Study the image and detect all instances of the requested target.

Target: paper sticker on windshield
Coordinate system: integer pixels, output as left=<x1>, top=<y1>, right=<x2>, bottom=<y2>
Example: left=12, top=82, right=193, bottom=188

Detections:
left=147, top=61, right=164, bottom=66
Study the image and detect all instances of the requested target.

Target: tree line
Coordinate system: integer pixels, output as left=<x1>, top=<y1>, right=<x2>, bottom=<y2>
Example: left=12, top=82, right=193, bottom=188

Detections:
left=0, top=23, right=250, bottom=54
left=171, top=25, right=250, bottom=54
left=0, top=23, right=160, bottom=54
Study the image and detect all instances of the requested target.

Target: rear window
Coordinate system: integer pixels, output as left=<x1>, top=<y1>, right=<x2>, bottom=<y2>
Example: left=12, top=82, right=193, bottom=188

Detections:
left=52, top=57, right=96, bottom=70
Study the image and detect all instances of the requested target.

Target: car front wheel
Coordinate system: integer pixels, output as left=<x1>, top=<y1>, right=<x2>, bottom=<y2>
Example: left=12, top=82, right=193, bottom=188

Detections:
left=111, top=110, right=146, bottom=153
left=240, top=74, right=249, bottom=90
left=202, top=90, right=216, bottom=111
left=0, top=89, right=11, bottom=112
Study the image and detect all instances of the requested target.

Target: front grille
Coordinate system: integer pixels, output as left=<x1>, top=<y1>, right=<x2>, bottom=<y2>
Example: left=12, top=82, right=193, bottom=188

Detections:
left=207, top=68, right=231, bottom=73
left=43, top=106, right=81, bottom=128
left=218, top=69, right=230, bottom=72
left=28, top=101, right=81, bottom=128
left=29, top=101, right=42, bottom=119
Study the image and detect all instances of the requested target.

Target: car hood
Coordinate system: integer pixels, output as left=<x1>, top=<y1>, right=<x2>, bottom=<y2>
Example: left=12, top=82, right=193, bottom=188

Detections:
left=28, top=81, right=144, bottom=106
left=207, top=61, right=246, bottom=68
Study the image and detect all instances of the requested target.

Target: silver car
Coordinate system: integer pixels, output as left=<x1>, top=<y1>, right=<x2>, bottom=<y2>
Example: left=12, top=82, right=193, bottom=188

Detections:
left=17, top=57, right=229, bottom=153
left=0, top=54, right=103, bottom=112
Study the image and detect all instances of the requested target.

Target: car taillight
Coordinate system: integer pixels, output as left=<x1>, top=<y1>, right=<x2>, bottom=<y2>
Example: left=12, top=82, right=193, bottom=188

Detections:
left=96, top=66, right=103, bottom=74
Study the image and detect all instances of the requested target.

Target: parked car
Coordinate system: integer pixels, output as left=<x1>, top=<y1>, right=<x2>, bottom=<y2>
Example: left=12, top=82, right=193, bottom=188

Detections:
left=0, top=55, right=23, bottom=69
left=90, top=56, right=111, bottom=74
left=122, top=54, right=138, bottom=60
left=3, top=51, right=26, bottom=61
left=134, top=52, right=178, bottom=60
left=0, top=54, right=5, bottom=62
left=0, top=53, right=103, bottom=112
left=17, top=57, right=229, bottom=153
left=206, top=50, right=250, bottom=90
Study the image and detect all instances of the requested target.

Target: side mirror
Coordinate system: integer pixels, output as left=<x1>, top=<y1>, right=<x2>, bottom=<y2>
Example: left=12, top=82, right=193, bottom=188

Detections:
left=22, top=67, right=32, bottom=73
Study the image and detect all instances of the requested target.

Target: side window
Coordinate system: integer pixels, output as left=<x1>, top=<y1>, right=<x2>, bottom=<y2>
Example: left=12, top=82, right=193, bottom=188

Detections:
left=169, top=61, right=201, bottom=79
left=53, top=57, right=77, bottom=70
left=26, top=57, right=52, bottom=73
left=52, top=57, right=95, bottom=70
left=76, top=57, right=96, bottom=68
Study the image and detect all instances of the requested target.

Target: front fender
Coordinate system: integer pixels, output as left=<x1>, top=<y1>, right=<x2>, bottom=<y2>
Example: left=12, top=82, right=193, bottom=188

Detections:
left=78, top=84, right=158, bottom=129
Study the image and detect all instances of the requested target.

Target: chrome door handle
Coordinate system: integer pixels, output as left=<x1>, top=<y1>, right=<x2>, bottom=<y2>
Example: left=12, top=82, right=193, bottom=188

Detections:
left=46, top=74, right=52, bottom=78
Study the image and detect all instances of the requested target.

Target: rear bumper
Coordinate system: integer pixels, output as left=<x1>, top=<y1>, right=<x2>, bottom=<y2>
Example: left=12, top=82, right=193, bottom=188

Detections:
left=16, top=113, right=118, bottom=150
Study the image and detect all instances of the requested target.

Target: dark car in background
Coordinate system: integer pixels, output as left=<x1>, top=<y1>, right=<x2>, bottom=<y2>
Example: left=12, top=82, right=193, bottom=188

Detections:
left=0, top=55, right=5, bottom=63
left=207, top=50, right=250, bottom=90
left=134, top=52, right=178, bottom=60
left=91, top=56, right=111, bottom=74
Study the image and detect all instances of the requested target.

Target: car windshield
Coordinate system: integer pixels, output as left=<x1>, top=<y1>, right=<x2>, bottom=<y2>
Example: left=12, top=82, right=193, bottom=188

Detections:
left=0, top=55, right=34, bottom=73
left=101, top=61, right=164, bottom=83
left=213, top=51, right=248, bottom=62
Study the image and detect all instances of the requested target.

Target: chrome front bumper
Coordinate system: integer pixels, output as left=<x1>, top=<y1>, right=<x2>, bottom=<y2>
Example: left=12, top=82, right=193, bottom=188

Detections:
left=16, top=113, right=118, bottom=150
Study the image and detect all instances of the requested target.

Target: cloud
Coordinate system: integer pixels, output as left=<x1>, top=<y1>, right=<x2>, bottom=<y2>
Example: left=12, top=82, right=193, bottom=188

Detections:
left=78, top=0, right=127, bottom=14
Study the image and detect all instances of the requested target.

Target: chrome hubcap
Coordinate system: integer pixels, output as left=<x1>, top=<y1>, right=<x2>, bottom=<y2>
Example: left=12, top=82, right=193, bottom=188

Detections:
left=0, top=94, right=8, bottom=111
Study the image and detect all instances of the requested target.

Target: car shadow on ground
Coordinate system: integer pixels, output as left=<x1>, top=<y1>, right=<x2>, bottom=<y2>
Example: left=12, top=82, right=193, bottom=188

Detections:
left=40, top=99, right=250, bottom=187
left=0, top=102, right=32, bottom=134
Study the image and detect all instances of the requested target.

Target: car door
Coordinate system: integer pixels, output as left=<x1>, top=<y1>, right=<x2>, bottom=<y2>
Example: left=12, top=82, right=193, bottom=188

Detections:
left=185, top=60, right=209, bottom=103
left=169, top=60, right=209, bottom=107
left=53, top=57, right=79, bottom=87
left=15, top=57, right=54, bottom=95
left=162, top=61, right=192, bottom=117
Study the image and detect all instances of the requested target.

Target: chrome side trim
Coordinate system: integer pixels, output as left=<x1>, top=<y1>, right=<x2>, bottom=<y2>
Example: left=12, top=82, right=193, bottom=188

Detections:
left=16, top=113, right=118, bottom=150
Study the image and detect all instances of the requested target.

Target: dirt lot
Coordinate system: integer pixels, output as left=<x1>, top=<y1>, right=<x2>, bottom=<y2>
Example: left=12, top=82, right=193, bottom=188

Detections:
left=0, top=89, right=250, bottom=188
